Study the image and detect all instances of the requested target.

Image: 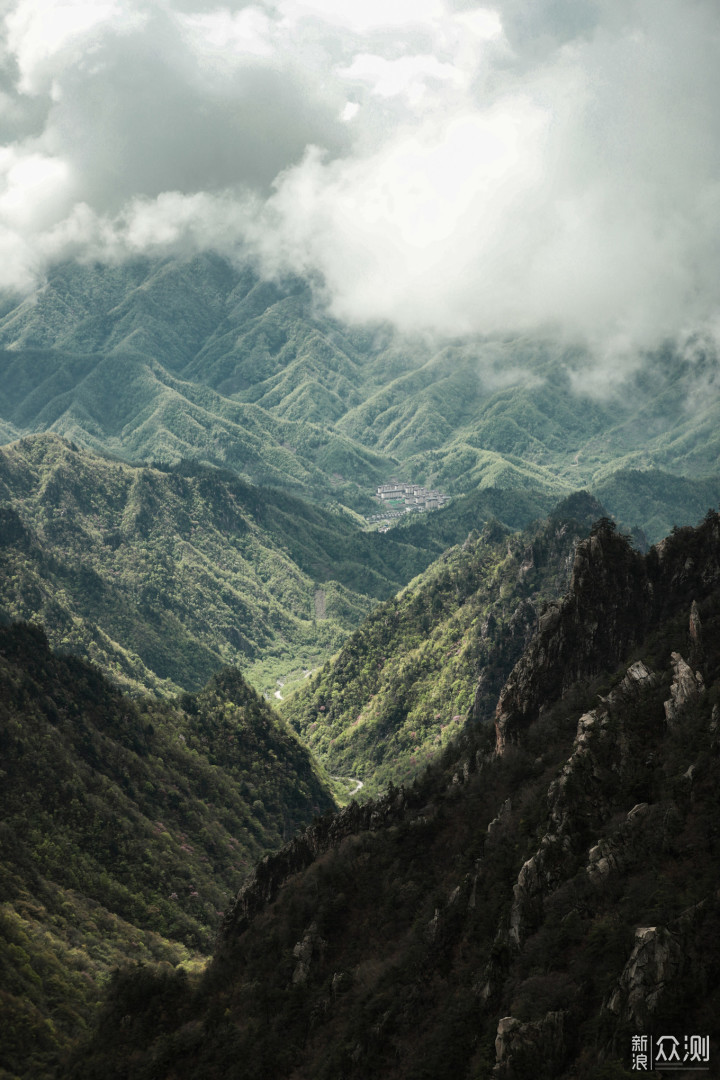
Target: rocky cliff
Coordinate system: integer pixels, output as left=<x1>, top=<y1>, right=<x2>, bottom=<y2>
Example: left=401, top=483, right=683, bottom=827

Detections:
left=67, top=512, right=720, bottom=1080
left=495, top=512, right=720, bottom=752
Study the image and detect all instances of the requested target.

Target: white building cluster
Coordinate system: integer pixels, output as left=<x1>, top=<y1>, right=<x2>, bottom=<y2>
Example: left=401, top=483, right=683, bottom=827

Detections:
left=368, top=481, right=450, bottom=526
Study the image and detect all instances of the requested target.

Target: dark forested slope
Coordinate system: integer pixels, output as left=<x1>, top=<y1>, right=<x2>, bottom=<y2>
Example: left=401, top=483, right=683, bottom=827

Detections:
left=0, top=621, right=334, bottom=1080
left=68, top=511, right=720, bottom=1079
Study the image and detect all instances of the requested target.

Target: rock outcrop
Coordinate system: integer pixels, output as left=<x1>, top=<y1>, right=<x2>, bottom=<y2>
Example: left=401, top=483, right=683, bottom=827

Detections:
left=603, top=925, right=683, bottom=1031
left=291, top=923, right=326, bottom=986
left=494, top=512, right=720, bottom=754
left=494, top=1011, right=567, bottom=1079
left=504, top=660, right=660, bottom=950
left=602, top=893, right=720, bottom=1052
left=664, top=651, right=705, bottom=726
left=495, top=522, right=653, bottom=753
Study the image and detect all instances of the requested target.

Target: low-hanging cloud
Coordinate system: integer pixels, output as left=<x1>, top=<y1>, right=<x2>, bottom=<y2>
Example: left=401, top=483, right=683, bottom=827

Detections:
left=1, top=0, right=720, bottom=360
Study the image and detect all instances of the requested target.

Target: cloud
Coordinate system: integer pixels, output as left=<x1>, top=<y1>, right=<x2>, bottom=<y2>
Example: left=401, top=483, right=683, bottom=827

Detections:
left=254, top=0, right=720, bottom=350
left=0, top=1, right=347, bottom=217
left=275, top=0, right=447, bottom=35
left=0, top=0, right=719, bottom=360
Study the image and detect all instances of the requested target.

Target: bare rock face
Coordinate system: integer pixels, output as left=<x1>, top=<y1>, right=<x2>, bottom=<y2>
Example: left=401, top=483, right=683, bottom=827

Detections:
left=494, top=1011, right=567, bottom=1078
left=292, top=923, right=326, bottom=986
left=486, top=797, right=512, bottom=841
left=689, top=598, right=702, bottom=647
left=585, top=801, right=666, bottom=882
left=604, top=925, right=682, bottom=1030
left=710, top=703, right=719, bottom=736
left=495, top=524, right=653, bottom=754
left=664, top=652, right=705, bottom=726
left=601, top=895, right=720, bottom=1066
left=505, top=661, right=659, bottom=949
left=508, top=834, right=569, bottom=949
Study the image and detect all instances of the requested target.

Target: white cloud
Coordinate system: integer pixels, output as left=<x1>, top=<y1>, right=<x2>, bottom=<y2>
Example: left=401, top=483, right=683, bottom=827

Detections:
left=0, top=149, right=71, bottom=228
left=0, top=0, right=719, bottom=364
left=275, top=0, right=445, bottom=35
left=179, top=7, right=275, bottom=59
left=249, top=98, right=550, bottom=334
left=337, top=53, right=461, bottom=106
left=340, top=100, right=359, bottom=122
left=5, top=0, right=147, bottom=95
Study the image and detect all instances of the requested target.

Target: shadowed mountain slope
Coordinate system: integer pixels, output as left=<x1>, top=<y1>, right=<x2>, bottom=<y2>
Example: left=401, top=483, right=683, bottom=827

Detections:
left=0, top=621, right=334, bottom=1080
left=65, top=511, right=720, bottom=1080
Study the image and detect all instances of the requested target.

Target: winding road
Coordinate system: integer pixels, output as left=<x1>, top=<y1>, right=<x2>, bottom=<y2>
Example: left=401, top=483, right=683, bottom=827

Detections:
left=331, top=775, right=364, bottom=797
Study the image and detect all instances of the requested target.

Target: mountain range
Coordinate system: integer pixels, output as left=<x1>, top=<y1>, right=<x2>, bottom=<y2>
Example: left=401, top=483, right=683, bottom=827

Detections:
left=2, top=252, right=720, bottom=1079
left=62, top=512, right=720, bottom=1079
left=2, top=255, right=720, bottom=542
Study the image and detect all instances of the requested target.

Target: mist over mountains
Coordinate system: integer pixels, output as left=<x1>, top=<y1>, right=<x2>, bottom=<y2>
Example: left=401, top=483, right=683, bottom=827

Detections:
left=1, top=227, right=720, bottom=1079
left=1, top=253, right=719, bottom=548
left=2, top=0, right=720, bottom=1075
left=2, top=0, right=720, bottom=362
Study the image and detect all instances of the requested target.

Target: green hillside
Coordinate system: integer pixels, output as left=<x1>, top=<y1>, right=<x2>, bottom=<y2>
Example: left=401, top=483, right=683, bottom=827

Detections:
left=0, top=259, right=398, bottom=512
left=63, top=513, right=720, bottom=1080
left=0, top=620, right=334, bottom=1080
left=593, top=467, right=720, bottom=543
left=281, top=493, right=606, bottom=796
left=1, top=256, right=720, bottom=543
left=0, top=435, right=448, bottom=696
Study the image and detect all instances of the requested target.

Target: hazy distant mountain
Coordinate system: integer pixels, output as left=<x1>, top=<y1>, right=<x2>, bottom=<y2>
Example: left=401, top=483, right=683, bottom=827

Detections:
left=1, top=255, right=719, bottom=541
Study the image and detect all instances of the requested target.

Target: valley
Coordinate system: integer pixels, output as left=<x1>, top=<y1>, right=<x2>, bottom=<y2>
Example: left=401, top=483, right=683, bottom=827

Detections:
left=280, top=493, right=606, bottom=798
left=60, top=512, right=720, bottom=1080
left=1, top=254, right=720, bottom=1079
left=1, top=0, right=718, bottom=1073
left=2, top=256, right=720, bottom=547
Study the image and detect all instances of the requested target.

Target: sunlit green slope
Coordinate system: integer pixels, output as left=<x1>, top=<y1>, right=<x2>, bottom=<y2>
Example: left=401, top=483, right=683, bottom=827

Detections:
left=281, top=493, right=606, bottom=796
left=0, top=435, right=440, bottom=695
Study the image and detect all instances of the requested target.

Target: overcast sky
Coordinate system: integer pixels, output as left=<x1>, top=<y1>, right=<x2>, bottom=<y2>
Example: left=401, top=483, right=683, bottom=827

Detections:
left=1, top=0, right=719, bottom=355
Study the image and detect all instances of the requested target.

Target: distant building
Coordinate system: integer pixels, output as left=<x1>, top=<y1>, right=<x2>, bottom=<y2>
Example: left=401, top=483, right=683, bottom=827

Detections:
left=371, top=478, right=449, bottom=525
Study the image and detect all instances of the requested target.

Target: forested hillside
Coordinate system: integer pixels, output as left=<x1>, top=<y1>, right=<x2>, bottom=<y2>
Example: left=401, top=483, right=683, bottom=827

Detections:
left=1, top=255, right=720, bottom=541
left=64, top=513, right=720, bottom=1080
left=282, top=493, right=606, bottom=796
left=0, top=620, right=334, bottom=1080
left=0, top=435, right=444, bottom=695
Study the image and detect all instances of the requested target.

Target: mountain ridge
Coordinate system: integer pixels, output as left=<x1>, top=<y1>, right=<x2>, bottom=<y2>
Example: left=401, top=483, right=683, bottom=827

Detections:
left=63, top=510, right=720, bottom=1079
left=280, top=493, right=608, bottom=798
left=3, top=254, right=720, bottom=541
left=0, top=618, right=335, bottom=1080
